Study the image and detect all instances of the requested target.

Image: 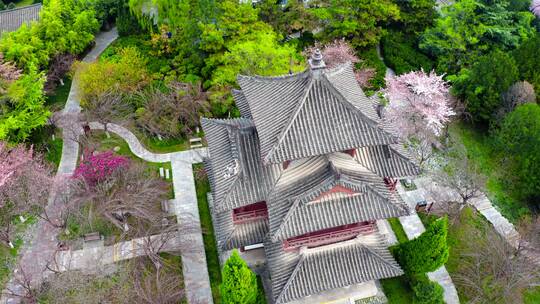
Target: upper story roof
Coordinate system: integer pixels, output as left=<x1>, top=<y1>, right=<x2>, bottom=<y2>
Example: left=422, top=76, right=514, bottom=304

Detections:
left=236, top=61, right=398, bottom=165
left=0, top=4, right=41, bottom=34
left=266, top=152, right=410, bottom=242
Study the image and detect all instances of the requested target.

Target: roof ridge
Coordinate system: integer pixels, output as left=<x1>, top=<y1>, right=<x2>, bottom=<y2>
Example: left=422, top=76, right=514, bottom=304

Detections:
left=359, top=242, right=403, bottom=273
left=264, top=78, right=314, bottom=163
left=200, top=117, right=254, bottom=129
left=237, top=69, right=310, bottom=83
left=275, top=252, right=308, bottom=304
left=0, top=3, right=42, bottom=15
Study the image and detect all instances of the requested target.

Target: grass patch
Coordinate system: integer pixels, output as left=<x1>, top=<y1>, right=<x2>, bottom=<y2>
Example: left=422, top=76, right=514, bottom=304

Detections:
left=45, top=77, right=72, bottom=109
left=139, top=133, right=190, bottom=153
left=59, top=204, right=122, bottom=243
left=525, top=286, right=540, bottom=304
left=380, top=275, right=414, bottom=304
left=449, top=122, right=530, bottom=222
left=193, top=164, right=222, bottom=303
left=387, top=218, right=408, bottom=244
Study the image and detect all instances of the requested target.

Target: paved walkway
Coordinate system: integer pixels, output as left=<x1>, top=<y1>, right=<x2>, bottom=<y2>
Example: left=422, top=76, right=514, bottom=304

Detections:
left=396, top=185, right=460, bottom=304
left=89, top=122, right=213, bottom=304
left=54, top=232, right=183, bottom=271
left=1, top=29, right=119, bottom=304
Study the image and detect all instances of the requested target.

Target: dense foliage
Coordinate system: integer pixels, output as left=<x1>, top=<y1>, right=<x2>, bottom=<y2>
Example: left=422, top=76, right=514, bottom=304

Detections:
left=452, top=50, right=519, bottom=124
left=312, top=0, right=400, bottom=48
left=220, top=250, right=259, bottom=304
left=393, top=0, right=438, bottom=34
left=420, top=0, right=535, bottom=75
left=497, top=104, right=540, bottom=205
left=381, top=32, right=434, bottom=75
left=411, top=274, right=444, bottom=304
left=513, top=33, right=540, bottom=99
left=76, top=47, right=149, bottom=104
left=396, top=217, right=449, bottom=274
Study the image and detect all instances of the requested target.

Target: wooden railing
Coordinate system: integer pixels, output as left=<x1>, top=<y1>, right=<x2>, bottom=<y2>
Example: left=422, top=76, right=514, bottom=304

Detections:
left=283, top=222, right=375, bottom=250
left=233, top=201, right=268, bottom=224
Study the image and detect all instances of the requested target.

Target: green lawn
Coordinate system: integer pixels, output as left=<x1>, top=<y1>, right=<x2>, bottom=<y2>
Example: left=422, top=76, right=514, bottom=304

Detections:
left=193, top=164, right=222, bottom=303
left=45, top=77, right=72, bottom=109
left=387, top=218, right=408, bottom=244
left=0, top=216, right=37, bottom=288
left=449, top=122, right=530, bottom=222
left=380, top=275, right=414, bottom=304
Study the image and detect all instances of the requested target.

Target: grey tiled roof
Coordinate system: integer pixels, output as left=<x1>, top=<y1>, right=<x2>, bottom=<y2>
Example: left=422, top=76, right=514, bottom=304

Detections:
left=209, top=194, right=268, bottom=251
left=232, top=89, right=252, bottom=119
left=237, top=63, right=397, bottom=164
left=355, top=145, right=420, bottom=178
left=268, top=152, right=410, bottom=241
left=0, top=4, right=41, bottom=33
left=266, top=233, right=403, bottom=304
left=201, top=118, right=282, bottom=213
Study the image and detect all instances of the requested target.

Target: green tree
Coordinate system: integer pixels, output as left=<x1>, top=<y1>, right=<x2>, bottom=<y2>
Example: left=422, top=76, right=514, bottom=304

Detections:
left=394, top=0, right=438, bottom=33
left=312, top=0, right=400, bottom=48
left=411, top=275, right=444, bottom=304
left=420, top=0, right=535, bottom=75
left=396, top=217, right=449, bottom=274
left=220, top=250, right=258, bottom=304
left=513, top=34, right=540, bottom=99
left=452, top=50, right=519, bottom=123
left=209, top=30, right=304, bottom=87
left=497, top=104, right=540, bottom=204
left=0, top=69, right=49, bottom=142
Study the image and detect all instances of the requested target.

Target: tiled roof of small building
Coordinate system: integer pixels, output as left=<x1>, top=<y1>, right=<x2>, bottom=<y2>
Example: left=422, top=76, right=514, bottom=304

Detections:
left=266, top=233, right=403, bottom=304
left=237, top=63, right=397, bottom=165
left=232, top=89, right=252, bottom=119
left=0, top=4, right=41, bottom=33
left=201, top=118, right=282, bottom=213
left=267, top=152, right=410, bottom=241
left=355, top=144, right=420, bottom=178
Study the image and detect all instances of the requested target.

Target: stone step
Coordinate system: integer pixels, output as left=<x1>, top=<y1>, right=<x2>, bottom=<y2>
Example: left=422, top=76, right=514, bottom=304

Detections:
left=189, top=137, right=202, bottom=143
left=190, top=144, right=203, bottom=148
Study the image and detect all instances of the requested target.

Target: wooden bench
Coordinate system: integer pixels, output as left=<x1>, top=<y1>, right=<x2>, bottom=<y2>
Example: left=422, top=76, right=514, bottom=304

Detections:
left=83, top=232, right=102, bottom=242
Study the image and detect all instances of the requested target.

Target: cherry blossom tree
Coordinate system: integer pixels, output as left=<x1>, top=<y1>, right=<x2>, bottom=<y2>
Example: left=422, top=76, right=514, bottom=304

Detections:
left=532, top=0, right=540, bottom=17
left=0, top=142, right=53, bottom=247
left=305, top=40, right=374, bottom=88
left=383, top=70, right=455, bottom=143
left=73, top=150, right=129, bottom=186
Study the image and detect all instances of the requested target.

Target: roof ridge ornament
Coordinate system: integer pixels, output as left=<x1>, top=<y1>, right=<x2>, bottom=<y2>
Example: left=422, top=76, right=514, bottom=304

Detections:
left=309, top=49, right=326, bottom=71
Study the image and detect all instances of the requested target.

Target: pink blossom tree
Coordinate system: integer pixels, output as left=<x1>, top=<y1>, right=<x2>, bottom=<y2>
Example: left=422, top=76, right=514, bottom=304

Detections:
left=383, top=70, right=455, bottom=143
left=0, top=142, right=53, bottom=248
left=305, top=40, right=374, bottom=88
left=531, top=0, right=540, bottom=17
left=73, top=150, right=129, bottom=186
left=0, top=142, right=34, bottom=189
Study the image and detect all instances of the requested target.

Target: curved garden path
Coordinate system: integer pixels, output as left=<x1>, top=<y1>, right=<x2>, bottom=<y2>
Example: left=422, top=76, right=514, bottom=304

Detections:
left=1, top=28, right=119, bottom=304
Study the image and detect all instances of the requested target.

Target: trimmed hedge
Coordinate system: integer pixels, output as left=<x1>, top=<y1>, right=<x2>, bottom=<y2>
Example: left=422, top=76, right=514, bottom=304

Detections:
left=381, top=32, right=434, bottom=75
left=411, top=274, right=444, bottom=304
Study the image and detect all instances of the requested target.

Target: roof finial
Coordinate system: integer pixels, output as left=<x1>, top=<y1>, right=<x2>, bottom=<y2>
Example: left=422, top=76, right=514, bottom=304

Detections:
left=309, top=48, right=326, bottom=71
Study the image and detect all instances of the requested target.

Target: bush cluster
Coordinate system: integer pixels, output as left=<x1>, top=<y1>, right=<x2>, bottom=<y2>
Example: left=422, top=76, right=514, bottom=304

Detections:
left=381, top=32, right=434, bottom=75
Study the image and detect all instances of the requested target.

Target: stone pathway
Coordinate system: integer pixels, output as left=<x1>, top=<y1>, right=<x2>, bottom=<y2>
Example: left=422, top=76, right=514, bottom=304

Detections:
left=1, top=29, right=119, bottom=304
left=89, top=122, right=213, bottom=304
left=54, top=232, right=183, bottom=271
left=396, top=186, right=460, bottom=304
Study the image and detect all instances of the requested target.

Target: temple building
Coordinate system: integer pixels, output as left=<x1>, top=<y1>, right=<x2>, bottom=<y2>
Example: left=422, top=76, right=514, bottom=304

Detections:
left=201, top=50, right=419, bottom=304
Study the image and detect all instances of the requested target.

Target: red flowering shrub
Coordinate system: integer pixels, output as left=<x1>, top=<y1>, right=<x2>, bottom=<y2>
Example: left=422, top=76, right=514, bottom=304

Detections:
left=73, top=150, right=129, bottom=185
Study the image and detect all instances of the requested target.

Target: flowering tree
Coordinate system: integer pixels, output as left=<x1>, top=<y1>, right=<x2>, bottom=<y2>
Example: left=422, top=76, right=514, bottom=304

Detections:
left=307, top=39, right=360, bottom=69
left=384, top=70, right=455, bottom=143
left=306, top=39, right=374, bottom=88
left=0, top=142, right=53, bottom=247
left=532, top=0, right=540, bottom=17
left=0, top=142, right=33, bottom=188
left=73, top=150, right=129, bottom=186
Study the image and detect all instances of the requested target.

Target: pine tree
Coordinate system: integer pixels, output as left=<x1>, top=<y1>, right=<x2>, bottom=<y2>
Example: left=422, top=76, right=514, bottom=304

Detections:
left=220, top=249, right=258, bottom=304
left=396, top=217, right=449, bottom=274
